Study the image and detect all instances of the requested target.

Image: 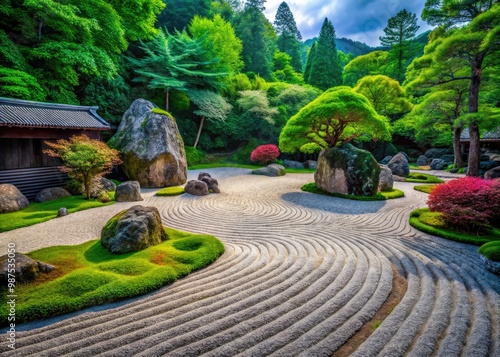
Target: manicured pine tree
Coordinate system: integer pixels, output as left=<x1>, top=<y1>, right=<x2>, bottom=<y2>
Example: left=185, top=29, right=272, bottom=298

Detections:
left=379, top=9, right=419, bottom=83
left=306, top=18, right=343, bottom=90
left=274, top=1, right=303, bottom=71
left=303, top=42, right=316, bottom=83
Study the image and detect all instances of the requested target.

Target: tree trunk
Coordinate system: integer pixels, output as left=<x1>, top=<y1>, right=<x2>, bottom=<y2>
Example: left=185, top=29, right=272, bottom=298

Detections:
left=193, top=116, right=205, bottom=149
left=165, top=90, right=170, bottom=112
left=453, top=126, right=464, bottom=168
left=466, top=53, right=484, bottom=177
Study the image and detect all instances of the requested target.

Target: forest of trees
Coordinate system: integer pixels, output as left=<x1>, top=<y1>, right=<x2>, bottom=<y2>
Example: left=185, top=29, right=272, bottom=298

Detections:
left=1, top=0, right=499, bottom=175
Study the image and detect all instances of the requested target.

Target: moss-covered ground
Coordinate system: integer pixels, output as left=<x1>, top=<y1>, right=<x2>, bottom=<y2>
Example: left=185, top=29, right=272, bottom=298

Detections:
left=156, top=186, right=185, bottom=196
left=409, top=208, right=500, bottom=245
left=301, top=183, right=405, bottom=201
left=0, top=227, right=224, bottom=325
left=413, top=185, right=438, bottom=194
left=0, top=193, right=115, bottom=233
left=406, top=173, right=444, bottom=183
left=478, top=241, right=500, bottom=262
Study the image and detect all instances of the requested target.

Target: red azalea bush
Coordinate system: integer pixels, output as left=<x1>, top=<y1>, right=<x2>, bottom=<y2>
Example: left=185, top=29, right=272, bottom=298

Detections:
left=427, top=177, right=500, bottom=228
left=250, top=144, right=280, bottom=164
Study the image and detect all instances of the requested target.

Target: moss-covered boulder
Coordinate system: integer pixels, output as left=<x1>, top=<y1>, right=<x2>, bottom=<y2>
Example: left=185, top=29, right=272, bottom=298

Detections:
left=101, top=205, right=167, bottom=254
left=314, top=144, right=380, bottom=196
left=108, top=99, right=187, bottom=187
left=1, top=253, right=54, bottom=284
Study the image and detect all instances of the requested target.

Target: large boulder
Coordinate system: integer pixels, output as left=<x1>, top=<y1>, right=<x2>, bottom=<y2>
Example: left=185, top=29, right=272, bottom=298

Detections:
left=314, top=144, right=380, bottom=196
left=1, top=253, right=54, bottom=284
left=485, top=166, right=500, bottom=180
left=388, top=152, right=410, bottom=177
left=36, top=187, right=71, bottom=203
left=252, top=164, right=286, bottom=177
left=101, top=205, right=167, bottom=254
left=378, top=165, right=394, bottom=192
left=185, top=180, right=209, bottom=196
left=0, top=184, right=29, bottom=213
left=108, top=99, right=187, bottom=187
left=115, top=181, right=143, bottom=202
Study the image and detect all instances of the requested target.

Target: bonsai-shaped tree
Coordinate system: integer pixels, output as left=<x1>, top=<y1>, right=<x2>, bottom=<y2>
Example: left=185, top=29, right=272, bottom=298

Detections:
left=279, top=86, right=391, bottom=154
left=44, top=135, right=122, bottom=199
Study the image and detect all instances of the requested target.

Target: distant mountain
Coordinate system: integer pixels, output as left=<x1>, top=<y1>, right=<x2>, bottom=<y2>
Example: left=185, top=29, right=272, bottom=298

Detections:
left=303, top=37, right=377, bottom=57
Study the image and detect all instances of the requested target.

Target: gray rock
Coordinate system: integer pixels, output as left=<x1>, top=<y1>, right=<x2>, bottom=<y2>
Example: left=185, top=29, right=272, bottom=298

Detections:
left=480, top=255, right=500, bottom=275
left=393, top=175, right=407, bottom=182
left=430, top=158, right=448, bottom=170
left=100, top=178, right=117, bottom=191
left=108, top=99, right=187, bottom=187
left=101, top=205, right=167, bottom=254
left=378, top=165, right=394, bottom=192
left=252, top=164, right=286, bottom=177
left=198, top=172, right=212, bottom=181
left=58, top=207, right=68, bottom=217
left=480, top=154, right=491, bottom=162
left=283, top=159, right=305, bottom=169
left=185, top=180, right=209, bottom=196
left=424, top=148, right=452, bottom=159
left=36, top=187, right=71, bottom=203
left=1, top=253, right=54, bottom=284
left=441, top=154, right=455, bottom=163
left=388, top=152, right=410, bottom=177
left=304, top=160, right=317, bottom=170
left=484, top=166, right=500, bottom=180
left=480, top=161, right=499, bottom=171
left=0, top=184, right=29, bottom=213
left=314, top=144, right=380, bottom=196
left=416, top=155, right=429, bottom=166
left=379, top=156, right=393, bottom=165
left=115, top=181, right=143, bottom=202
left=200, top=177, right=220, bottom=193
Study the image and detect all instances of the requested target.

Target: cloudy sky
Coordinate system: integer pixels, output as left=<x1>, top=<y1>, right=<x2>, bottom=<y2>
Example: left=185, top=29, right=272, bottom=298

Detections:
left=263, top=0, right=434, bottom=46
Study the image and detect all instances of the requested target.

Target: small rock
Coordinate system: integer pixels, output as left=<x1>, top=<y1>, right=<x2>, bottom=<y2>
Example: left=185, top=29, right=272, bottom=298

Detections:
left=480, top=255, right=500, bottom=275
left=283, top=159, right=305, bottom=169
left=252, top=164, right=286, bottom=177
left=430, top=158, right=448, bottom=170
left=0, top=184, right=29, bottom=213
left=305, top=160, right=317, bottom=169
left=378, top=165, right=394, bottom=192
left=0, top=253, right=54, bottom=284
left=36, top=187, right=71, bottom=203
left=115, top=181, right=143, bottom=202
left=416, top=155, right=428, bottom=166
left=393, top=175, right=407, bottom=182
left=201, top=177, right=220, bottom=193
left=100, top=178, right=117, bottom=191
left=198, top=172, right=212, bottom=181
left=58, top=207, right=68, bottom=217
left=484, top=166, right=500, bottom=180
left=388, top=152, right=410, bottom=177
left=185, top=180, right=209, bottom=196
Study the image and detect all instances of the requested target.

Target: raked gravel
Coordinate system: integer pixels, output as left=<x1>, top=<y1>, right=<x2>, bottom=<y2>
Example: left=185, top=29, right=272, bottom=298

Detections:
left=0, top=168, right=498, bottom=356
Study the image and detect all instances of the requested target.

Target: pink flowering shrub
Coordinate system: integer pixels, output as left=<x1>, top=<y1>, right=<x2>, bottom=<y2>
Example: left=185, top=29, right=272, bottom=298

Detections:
left=427, top=177, right=500, bottom=228
left=250, top=144, right=280, bottom=164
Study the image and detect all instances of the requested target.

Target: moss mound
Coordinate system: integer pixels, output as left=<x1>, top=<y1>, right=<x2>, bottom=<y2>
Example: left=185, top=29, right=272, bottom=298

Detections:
left=301, top=183, right=404, bottom=201
left=413, top=185, right=437, bottom=194
left=406, top=173, right=444, bottom=183
left=156, top=186, right=185, bottom=196
left=479, top=241, right=500, bottom=262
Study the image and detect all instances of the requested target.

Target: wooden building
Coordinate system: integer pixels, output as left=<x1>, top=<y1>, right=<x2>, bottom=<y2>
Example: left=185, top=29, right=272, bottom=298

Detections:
left=0, top=97, right=111, bottom=199
left=460, top=127, right=500, bottom=153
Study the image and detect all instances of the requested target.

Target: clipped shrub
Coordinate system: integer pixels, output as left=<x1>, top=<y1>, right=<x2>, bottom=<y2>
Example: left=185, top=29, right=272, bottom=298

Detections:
left=185, top=146, right=206, bottom=166
left=479, top=241, right=500, bottom=262
left=428, top=177, right=500, bottom=228
left=250, top=144, right=280, bottom=164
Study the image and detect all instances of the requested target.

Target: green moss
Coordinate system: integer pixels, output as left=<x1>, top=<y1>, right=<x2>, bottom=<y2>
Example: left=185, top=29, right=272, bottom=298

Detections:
left=301, top=183, right=404, bottom=201
left=409, top=208, right=500, bottom=245
left=152, top=107, right=173, bottom=117
left=0, top=194, right=115, bottom=232
left=479, top=241, right=500, bottom=262
left=414, top=185, right=437, bottom=194
left=0, top=227, right=224, bottom=325
left=156, top=186, right=185, bottom=196
left=406, top=173, right=444, bottom=183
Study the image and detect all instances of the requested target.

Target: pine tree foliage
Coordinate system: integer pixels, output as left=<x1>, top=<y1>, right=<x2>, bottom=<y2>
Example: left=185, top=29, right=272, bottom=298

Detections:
left=274, top=2, right=302, bottom=72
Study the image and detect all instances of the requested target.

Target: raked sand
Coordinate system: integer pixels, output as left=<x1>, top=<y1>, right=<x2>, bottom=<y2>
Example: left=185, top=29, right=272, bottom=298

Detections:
left=0, top=168, right=498, bottom=356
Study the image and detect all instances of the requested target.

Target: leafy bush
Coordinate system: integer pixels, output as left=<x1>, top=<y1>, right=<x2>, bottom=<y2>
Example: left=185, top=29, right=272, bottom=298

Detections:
left=231, top=138, right=264, bottom=164
left=250, top=144, right=280, bottom=164
left=185, top=146, right=206, bottom=166
left=428, top=177, right=500, bottom=228
left=479, top=241, right=500, bottom=262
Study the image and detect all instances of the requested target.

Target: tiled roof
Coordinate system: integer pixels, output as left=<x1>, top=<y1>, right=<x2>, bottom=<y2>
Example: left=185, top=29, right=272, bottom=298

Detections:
left=0, top=97, right=110, bottom=130
left=460, top=127, right=500, bottom=142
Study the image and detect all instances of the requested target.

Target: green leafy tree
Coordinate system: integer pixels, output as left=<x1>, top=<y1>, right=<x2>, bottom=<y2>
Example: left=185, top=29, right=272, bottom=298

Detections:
left=0, top=67, right=46, bottom=101
left=188, top=90, right=232, bottom=148
left=380, top=9, right=420, bottom=83
left=422, top=0, right=499, bottom=27
left=279, top=87, right=391, bottom=154
left=158, top=0, right=211, bottom=32
left=303, top=42, right=316, bottom=83
left=353, top=75, right=412, bottom=119
left=306, top=18, right=343, bottom=90
left=188, top=14, right=243, bottom=75
left=415, top=4, right=500, bottom=176
left=274, top=2, right=302, bottom=71
left=234, top=0, right=276, bottom=79
left=44, top=135, right=121, bottom=200
left=343, top=51, right=390, bottom=86
left=272, top=52, right=303, bottom=84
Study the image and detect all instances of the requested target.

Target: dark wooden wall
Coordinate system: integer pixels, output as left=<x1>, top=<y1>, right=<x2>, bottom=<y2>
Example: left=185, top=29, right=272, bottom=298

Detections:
left=0, top=138, right=61, bottom=170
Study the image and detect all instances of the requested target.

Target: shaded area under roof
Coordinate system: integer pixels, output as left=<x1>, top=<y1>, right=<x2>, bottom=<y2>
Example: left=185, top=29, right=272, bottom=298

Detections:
left=0, top=97, right=110, bottom=130
left=460, top=127, right=500, bottom=142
